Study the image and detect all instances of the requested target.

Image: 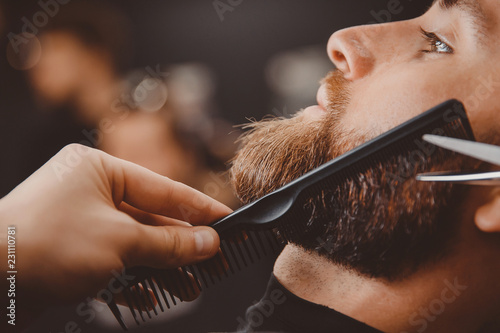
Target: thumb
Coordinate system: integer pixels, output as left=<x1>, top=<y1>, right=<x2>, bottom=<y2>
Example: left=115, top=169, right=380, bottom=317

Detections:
left=125, top=224, right=220, bottom=268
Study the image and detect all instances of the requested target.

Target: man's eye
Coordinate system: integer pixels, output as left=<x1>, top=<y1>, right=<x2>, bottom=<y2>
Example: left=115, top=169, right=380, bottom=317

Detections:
left=420, top=28, right=454, bottom=54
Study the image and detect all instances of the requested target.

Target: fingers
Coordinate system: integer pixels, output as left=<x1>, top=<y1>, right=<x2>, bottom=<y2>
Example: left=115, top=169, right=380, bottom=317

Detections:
left=102, top=152, right=232, bottom=225
left=50, top=145, right=231, bottom=225
left=124, top=223, right=220, bottom=269
left=118, top=202, right=191, bottom=227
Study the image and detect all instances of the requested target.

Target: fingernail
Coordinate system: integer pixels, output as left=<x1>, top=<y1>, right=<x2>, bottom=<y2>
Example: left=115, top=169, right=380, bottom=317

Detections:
left=194, top=229, right=215, bottom=255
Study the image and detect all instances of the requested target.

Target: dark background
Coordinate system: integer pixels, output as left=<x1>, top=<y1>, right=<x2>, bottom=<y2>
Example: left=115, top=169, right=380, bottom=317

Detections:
left=0, top=0, right=432, bottom=332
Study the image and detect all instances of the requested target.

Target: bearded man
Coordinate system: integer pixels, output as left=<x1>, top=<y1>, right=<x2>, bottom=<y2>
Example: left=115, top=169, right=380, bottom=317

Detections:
left=230, top=0, right=500, bottom=332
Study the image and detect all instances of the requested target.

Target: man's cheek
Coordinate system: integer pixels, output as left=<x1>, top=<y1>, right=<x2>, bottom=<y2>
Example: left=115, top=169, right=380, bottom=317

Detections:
left=344, top=70, right=457, bottom=134
left=343, top=80, right=422, bottom=135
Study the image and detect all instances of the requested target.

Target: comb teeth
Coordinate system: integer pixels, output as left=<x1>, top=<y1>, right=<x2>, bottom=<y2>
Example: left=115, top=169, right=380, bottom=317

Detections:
left=107, top=229, right=285, bottom=329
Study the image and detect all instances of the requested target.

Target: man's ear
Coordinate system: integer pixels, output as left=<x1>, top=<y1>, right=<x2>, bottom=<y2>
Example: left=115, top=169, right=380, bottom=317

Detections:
left=475, top=189, right=500, bottom=232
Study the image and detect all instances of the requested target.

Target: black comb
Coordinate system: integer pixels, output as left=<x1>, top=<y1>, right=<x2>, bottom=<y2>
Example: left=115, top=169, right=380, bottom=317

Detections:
left=105, top=99, right=475, bottom=329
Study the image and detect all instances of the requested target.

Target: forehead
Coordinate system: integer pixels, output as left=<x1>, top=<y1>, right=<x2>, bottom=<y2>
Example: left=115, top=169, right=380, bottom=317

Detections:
left=429, top=0, right=500, bottom=19
left=426, top=0, right=500, bottom=45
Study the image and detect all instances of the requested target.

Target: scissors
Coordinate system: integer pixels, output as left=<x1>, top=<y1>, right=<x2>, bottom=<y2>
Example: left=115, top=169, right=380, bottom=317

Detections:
left=416, top=134, right=500, bottom=186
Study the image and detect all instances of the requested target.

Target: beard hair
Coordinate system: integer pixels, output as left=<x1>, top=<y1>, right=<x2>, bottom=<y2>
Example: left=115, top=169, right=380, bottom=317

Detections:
left=230, top=71, right=362, bottom=204
left=228, top=70, right=481, bottom=280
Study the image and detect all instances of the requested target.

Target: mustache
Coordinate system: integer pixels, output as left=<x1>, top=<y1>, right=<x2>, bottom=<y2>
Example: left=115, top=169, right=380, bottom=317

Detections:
left=321, top=69, right=351, bottom=118
left=229, top=70, right=354, bottom=204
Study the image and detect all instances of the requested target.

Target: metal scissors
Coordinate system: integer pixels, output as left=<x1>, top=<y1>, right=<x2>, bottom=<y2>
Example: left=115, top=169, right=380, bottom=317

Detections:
left=416, top=134, right=500, bottom=186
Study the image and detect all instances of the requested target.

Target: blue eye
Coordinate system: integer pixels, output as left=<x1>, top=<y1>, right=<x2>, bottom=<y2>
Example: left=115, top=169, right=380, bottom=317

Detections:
left=420, top=28, right=454, bottom=54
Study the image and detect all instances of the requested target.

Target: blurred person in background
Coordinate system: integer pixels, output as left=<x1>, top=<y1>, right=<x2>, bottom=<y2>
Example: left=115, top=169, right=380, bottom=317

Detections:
left=26, top=1, right=237, bottom=207
left=2, top=1, right=240, bottom=328
left=101, top=63, right=239, bottom=207
left=1, top=0, right=132, bottom=196
left=27, top=1, right=132, bottom=127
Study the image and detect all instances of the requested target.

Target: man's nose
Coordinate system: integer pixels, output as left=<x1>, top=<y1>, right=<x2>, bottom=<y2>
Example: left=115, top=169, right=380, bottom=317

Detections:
left=327, top=25, right=377, bottom=81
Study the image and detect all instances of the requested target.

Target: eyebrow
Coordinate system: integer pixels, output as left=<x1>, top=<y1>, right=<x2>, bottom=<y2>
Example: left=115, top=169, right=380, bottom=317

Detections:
left=432, top=0, right=488, bottom=41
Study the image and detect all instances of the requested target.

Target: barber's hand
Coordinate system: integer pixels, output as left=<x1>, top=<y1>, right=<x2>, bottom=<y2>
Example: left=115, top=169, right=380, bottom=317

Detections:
left=0, top=144, right=232, bottom=308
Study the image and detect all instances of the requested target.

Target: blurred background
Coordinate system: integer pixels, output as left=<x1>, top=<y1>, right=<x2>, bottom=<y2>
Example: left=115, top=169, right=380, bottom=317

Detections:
left=0, top=0, right=432, bottom=331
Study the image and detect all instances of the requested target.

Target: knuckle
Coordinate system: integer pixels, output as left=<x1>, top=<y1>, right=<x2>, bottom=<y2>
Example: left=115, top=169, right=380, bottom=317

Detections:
left=58, top=143, right=99, bottom=166
left=59, top=143, right=83, bottom=155
left=160, top=182, right=176, bottom=210
left=162, top=228, right=186, bottom=264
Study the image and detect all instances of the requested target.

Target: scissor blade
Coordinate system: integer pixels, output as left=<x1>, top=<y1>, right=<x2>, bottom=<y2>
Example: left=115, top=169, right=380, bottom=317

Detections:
left=416, top=171, right=500, bottom=185
left=423, top=135, right=500, bottom=166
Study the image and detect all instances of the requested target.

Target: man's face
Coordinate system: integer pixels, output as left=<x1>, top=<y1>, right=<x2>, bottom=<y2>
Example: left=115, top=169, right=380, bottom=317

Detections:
left=233, top=0, right=500, bottom=204
left=326, top=0, right=500, bottom=144
left=230, top=0, right=500, bottom=279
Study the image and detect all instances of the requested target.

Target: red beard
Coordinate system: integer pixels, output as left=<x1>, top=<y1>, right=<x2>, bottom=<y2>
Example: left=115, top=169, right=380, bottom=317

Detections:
left=230, top=70, right=361, bottom=204
left=229, top=70, right=477, bottom=279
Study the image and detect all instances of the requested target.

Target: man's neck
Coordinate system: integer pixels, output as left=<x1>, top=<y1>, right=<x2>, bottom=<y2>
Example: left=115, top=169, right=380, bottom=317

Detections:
left=273, top=244, right=493, bottom=333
